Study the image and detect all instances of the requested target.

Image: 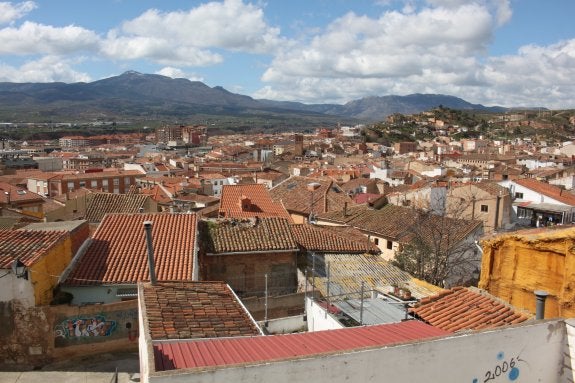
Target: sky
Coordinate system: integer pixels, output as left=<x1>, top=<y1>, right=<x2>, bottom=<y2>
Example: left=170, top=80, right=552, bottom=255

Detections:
left=0, top=0, right=574, bottom=109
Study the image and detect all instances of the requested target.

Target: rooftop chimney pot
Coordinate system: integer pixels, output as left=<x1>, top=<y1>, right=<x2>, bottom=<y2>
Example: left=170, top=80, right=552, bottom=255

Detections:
left=534, top=290, right=548, bottom=320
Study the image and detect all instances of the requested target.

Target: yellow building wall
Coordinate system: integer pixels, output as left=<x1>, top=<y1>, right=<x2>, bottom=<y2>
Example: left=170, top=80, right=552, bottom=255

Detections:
left=30, top=236, right=73, bottom=305
left=479, top=227, right=575, bottom=318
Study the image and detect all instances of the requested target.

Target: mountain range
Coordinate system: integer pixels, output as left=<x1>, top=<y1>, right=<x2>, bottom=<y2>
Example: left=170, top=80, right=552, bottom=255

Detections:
left=0, top=71, right=506, bottom=123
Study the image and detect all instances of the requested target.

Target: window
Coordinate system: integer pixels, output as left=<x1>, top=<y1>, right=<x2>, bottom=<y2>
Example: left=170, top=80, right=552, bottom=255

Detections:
left=387, top=240, right=393, bottom=250
left=517, top=207, right=532, bottom=219
left=480, top=204, right=489, bottom=212
left=515, top=192, right=524, bottom=199
left=102, top=179, right=108, bottom=187
left=67, top=181, right=75, bottom=190
left=374, top=238, right=379, bottom=246
left=91, top=180, right=98, bottom=188
left=124, top=177, right=131, bottom=185
left=113, top=178, right=120, bottom=186
left=79, top=181, right=86, bottom=188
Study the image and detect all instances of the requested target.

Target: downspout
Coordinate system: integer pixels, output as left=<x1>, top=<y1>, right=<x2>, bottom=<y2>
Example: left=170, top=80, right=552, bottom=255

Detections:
left=494, top=192, right=501, bottom=231
left=143, top=221, right=157, bottom=285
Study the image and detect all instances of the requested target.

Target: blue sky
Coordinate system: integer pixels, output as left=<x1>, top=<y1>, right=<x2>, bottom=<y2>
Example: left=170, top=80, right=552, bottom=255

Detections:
left=0, top=0, right=574, bottom=109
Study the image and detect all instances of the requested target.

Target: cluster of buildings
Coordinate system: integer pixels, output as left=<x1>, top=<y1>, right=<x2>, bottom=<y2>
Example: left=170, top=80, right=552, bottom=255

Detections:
left=2, top=119, right=575, bottom=381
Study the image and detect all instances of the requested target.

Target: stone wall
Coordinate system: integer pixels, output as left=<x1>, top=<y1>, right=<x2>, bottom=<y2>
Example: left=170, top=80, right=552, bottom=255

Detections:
left=0, top=299, right=138, bottom=369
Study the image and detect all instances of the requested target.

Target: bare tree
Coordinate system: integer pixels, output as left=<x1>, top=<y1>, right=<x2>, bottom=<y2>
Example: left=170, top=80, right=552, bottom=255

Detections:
left=392, top=207, right=483, bottom=287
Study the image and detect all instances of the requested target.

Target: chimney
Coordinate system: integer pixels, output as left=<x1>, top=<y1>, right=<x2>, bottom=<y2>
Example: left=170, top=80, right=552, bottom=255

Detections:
left=239, top=195, right=251, bottom=211
left=143, top=221, right=157, bottom=285
left=535, top=290, right=548, bottom=320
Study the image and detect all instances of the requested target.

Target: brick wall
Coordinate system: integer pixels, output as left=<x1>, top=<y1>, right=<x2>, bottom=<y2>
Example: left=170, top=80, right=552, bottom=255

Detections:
left=202, top=251, right=298, bottom=297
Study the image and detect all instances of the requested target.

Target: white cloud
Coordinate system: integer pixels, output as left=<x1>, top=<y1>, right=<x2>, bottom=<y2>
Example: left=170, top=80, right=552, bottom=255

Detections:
left=101, top=0, right=285, bottom=67
left=0, top=56, right=91, bottom=82
left=0, top=21, right=100, bottom=55
left=254, top=0, right=574, bottom=109
left=155, top=66, right=204, bottom=82
left=478, top=39, right=575, bottom=108
left=256, top=3, right=496, bottom=103
left=0, top=1, right=36, bottom=25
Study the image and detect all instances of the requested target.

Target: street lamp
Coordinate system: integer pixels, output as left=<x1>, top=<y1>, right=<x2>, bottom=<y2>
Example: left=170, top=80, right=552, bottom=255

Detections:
left=12, top=258, right=28, bottom=279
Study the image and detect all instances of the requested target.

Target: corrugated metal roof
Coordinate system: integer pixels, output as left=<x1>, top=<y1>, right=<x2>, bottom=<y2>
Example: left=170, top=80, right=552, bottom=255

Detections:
left=334, top=298, right=408, bottom=325
left=153, top=320, right=449, bottom=371
left=308, top=253, right=443, bottom=299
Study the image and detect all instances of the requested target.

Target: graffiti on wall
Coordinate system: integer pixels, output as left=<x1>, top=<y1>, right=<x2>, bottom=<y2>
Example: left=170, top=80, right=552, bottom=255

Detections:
left=472, top=352, right=526, bottom=383
left=55, top=315, right=116, bottom=338
left=54, top=307, right=138, bottom=347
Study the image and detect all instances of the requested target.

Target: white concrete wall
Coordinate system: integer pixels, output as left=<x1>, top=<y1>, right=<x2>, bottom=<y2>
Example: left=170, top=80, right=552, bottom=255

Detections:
left=0, top=272, right=35, bottom=307
left=550, top=175, right=575, bottom=191
left=62, top=284, right=136, bottom=305
left=305, top=297, right=344, bottom=332
left=148, top=319, right=571, bottom=383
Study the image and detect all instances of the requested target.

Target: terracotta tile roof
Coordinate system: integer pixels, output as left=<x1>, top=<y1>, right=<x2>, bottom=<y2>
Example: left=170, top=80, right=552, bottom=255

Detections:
left=467, top=181, right=510, bottom=196
left=317, top=204, right=416, bottom=240
left=318, top=204, right=482, bottom=247
left=0, top=182, right=45, bottom=204
left=353, top=193, right=384, bottom=205
left=154, top=320, right=449, bottom=371
left=63, top=213, right=197, bottom=286
left=290, top=224, right=379, bottom=254
left=339, top=177, right=376, bottom=192
left=203, top=217, right=298, bottom=254
left=85, top=192, right=151, bottom=223
left=270, top=176, right=355, bottom=216
left=219, top=184, right=292, bottom=221
left=515, top=178, right=575, bottom=206
left=140, top=185, right=172, bottom=204
left=410, top=286, right=532, bottom=332
left=0, top=229, right=68, bottom=268
left=141, top=281, right=261, bottom=340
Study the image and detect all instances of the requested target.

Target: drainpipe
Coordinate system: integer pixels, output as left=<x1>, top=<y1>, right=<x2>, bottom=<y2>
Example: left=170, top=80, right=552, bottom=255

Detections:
left=494, top=192, right=501, bottom=231
left=143, top=221, right=157, bottom=285
left=534, top=290, right=548, bottom=320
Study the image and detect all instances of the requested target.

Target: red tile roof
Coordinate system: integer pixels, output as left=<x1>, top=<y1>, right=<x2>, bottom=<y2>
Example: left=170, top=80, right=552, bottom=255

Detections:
left=85, top=192, right=151, bottom=222
left=515, top=178, right=575, bottom=206
left=63, top=213, right=197, bottom=286
left=0, top=182, right=45, bottom=204
left=219, top=184, right=292, bottom=221
left=318, top=204, right=482, bottom=247
left=153, top=320, right=449, bottom=371
left=290, top=224, right=379, bottom=254
left=270, top=176, right=355, bottom=216
left=0, top=230, right=68, bottom=268
left=141, top=281, right=261, bottom=340
left=204, top=217, right=298, bottom=254
left=410, top=286, right=532, bottom=332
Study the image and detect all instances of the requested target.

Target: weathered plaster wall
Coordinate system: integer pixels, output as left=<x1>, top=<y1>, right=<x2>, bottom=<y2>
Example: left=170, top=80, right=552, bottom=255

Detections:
left=479, top=227, right=575, bottom=318
left=146, top=319, right=571, bottom=383
left=0, top=299, right=138, bottom=368
left=31, top=236, right=73, bottom=305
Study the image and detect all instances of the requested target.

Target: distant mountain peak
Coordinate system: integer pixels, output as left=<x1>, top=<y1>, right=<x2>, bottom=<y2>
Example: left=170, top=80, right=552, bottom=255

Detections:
left=121, top=70, right=144, bottom=76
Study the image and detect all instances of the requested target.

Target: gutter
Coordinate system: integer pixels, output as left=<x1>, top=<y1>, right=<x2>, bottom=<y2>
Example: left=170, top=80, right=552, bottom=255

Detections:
left=206, top=248, right=298, bottom=256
